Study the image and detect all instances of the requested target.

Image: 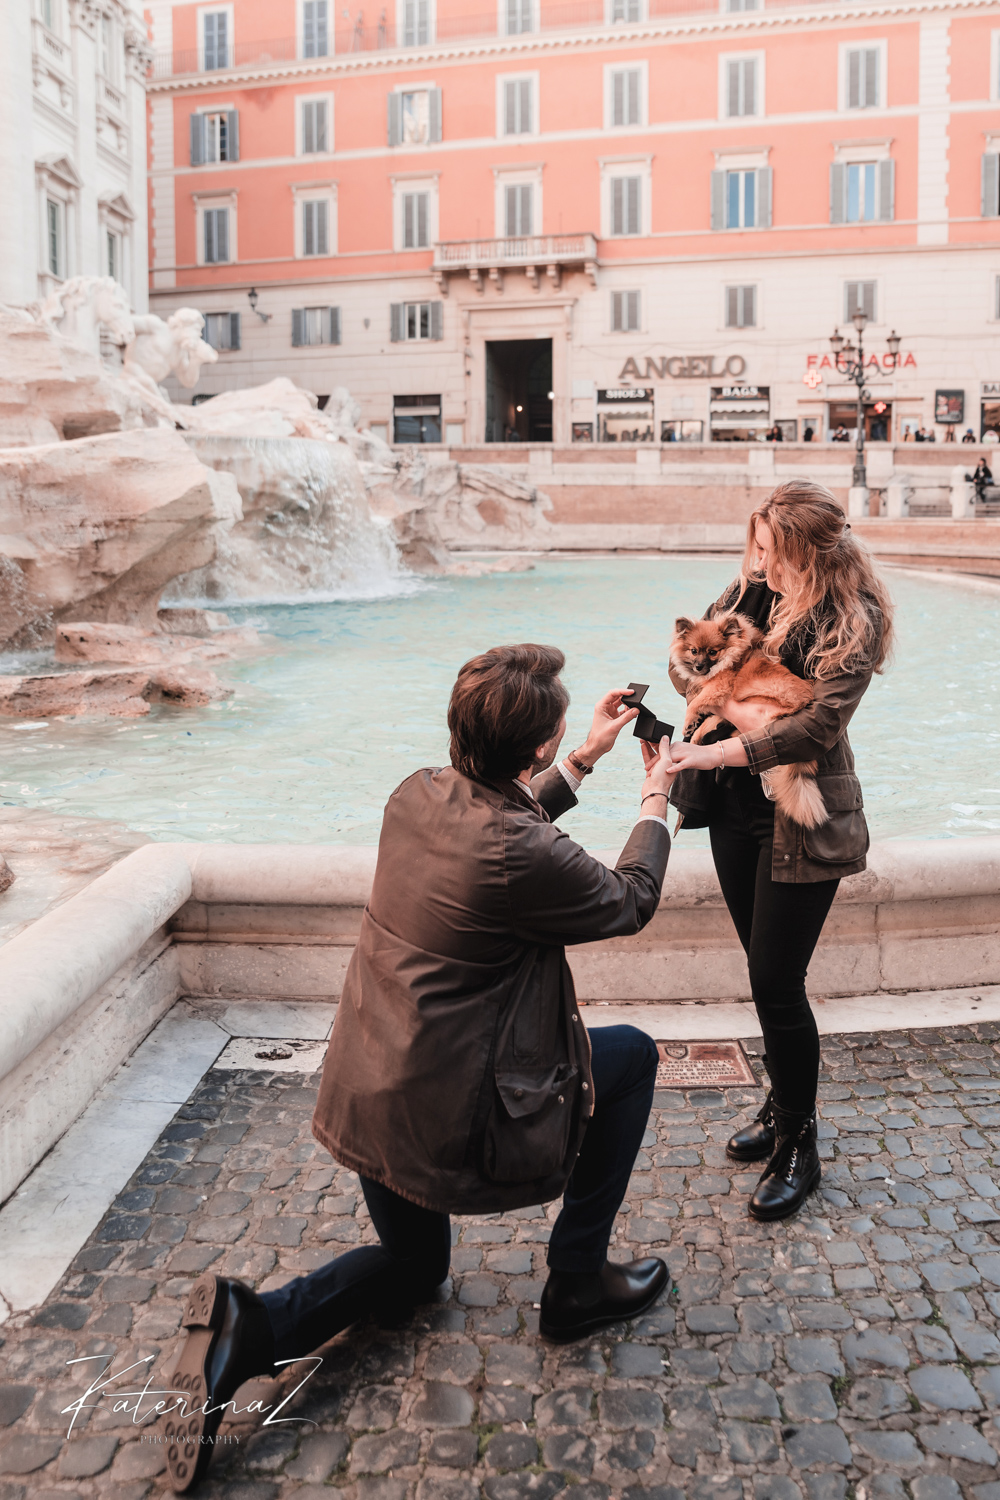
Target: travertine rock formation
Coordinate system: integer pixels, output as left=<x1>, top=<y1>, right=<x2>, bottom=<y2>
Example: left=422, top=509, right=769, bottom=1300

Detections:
left=0, top=304, right=148, bottom=448
left=0, top=662, right=231, bottom=718
left=55, top=619, right=257, bottom=665
left=0, top=428, right=241, bottom=649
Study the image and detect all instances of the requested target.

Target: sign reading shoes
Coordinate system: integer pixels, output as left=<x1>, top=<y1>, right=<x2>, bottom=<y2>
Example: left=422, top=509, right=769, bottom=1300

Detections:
left=618, top=354, right=748, bottom=381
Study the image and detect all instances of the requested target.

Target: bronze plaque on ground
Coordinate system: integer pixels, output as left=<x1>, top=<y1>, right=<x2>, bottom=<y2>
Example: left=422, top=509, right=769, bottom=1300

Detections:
left=655, top=1040, right=759, bottom=1090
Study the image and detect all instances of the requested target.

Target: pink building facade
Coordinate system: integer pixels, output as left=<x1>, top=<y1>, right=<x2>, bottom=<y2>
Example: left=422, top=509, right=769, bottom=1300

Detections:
left=146, top=0, right=1000, bottom=445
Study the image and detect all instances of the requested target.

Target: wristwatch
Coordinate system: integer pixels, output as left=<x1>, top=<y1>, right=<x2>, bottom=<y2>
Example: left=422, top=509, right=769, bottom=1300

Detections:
left=566, top=750, right=594, bottom=777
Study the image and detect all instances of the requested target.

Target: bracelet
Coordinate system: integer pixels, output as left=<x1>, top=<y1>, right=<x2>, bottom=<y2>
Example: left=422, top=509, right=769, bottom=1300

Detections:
left=567, top=750, right=594, bottom=776
left=718, top=741, right=727, bottom=767
left=641, top=792, right=667, bottom=805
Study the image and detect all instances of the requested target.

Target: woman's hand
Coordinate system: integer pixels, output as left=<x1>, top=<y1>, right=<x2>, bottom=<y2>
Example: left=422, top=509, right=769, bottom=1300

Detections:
left=670, top=736, right=748, bottom=771
left=576, top=690, right=639, bottom=764
left=639, top=736, right=678, bottom=805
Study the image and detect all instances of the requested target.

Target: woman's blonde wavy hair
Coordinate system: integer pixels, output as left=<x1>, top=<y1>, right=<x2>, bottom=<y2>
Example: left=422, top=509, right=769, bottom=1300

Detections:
left=740, top=480, right=894, bottom=679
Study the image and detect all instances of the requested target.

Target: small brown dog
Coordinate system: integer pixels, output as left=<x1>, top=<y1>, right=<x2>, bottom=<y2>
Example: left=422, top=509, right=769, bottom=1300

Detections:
left=670, top=611, right=827, bottom=828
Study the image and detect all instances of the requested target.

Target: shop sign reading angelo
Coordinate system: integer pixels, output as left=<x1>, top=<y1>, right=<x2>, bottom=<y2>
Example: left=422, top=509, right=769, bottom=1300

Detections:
left=618, top=354, right=747, bottom=381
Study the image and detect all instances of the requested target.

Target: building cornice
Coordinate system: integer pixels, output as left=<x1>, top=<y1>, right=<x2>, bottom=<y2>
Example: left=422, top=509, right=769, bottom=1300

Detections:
left=147, top=0, right=1000, bottom=94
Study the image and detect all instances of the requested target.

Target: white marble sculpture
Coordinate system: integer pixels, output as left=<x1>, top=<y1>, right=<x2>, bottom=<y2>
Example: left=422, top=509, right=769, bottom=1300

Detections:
left=123, top=309, right=219, bottom=391
left=39, top=276, right=134, bottom=357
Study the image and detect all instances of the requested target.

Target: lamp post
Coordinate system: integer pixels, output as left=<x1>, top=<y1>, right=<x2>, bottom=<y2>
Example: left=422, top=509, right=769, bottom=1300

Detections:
left=247, top=287, right=271, bottom=323
left=829, top=316, right=902, bottom=504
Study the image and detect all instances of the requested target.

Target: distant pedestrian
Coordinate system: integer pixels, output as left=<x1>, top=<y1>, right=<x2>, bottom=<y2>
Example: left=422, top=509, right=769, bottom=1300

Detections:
left=803, top=425, right=814, bottom=443
left=972, top=458, right=994, bottom=502
left=831, top=426, right=849, bottom=443
left=915, top=427, right=926, bottom=442
left=962, top=429, right=977, bottom=443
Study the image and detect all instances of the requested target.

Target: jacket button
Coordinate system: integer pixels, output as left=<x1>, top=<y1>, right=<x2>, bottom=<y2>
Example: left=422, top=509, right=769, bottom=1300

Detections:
left=557, top=1095, right=565, bottom=1104
left=572, top=1014, right=579, bottom=1022
left=582, top=1082, right=589, bottom=1091
left=513, top=1088, right=524, bottom=1100
left=783, top=854, right=790, bottom=861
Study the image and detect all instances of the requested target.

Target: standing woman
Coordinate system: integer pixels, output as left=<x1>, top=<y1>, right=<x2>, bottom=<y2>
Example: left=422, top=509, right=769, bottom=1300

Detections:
left=669, top=482, right=893, bottom=1221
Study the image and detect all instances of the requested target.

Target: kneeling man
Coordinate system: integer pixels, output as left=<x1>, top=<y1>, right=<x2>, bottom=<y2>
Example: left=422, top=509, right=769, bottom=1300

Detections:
left=163, top=643, right=675, bottom=1493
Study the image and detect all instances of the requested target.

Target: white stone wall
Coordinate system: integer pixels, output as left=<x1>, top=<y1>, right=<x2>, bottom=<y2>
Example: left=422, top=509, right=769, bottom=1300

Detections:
left=0, top=0, right=149, bottom=311
left=154, top=241, right=1000, bottom=444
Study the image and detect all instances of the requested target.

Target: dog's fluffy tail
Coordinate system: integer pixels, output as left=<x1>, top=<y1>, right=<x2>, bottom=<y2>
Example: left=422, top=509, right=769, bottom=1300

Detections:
left=767, top=762, right=827, bottom=829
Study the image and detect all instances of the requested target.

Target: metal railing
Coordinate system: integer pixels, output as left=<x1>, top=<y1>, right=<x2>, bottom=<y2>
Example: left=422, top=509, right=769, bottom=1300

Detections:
left=149, top=0, right=814, bottom=78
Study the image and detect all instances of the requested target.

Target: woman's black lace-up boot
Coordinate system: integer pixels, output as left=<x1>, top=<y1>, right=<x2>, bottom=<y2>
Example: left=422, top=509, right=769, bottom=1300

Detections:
left=726, top=1088, right=776, bottom=1163
left=748, top=1104, right=821, bottom=1222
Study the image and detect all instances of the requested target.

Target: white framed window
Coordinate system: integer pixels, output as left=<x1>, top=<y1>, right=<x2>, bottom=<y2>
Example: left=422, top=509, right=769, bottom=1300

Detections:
left=611, top=176, right=641, bottom=235
left=100, top=14, right=121, bottom=83
left=387, top=87, right=442, bottom=146
left=301, top=0, right=329, bottom=57
left=403, top=191, right=430, bottom=247
left=840, top=40, right=886, bottom=111
left=303, top=200, right=329, bottom=255
left=494, top=167, right=542, bottom=238
left=725, top=284, right=757, bottom=327
left=723, top=0, right=760, bottom=10
left=292, top=182, right=336, bottom=258
left=830, top=155, right=894, bottom=223
left=393, top=176, right=438, bottom=250
left=611, top=290, right=641, bottom=332
left=46, top=199, right=64, bottom=278
left=985, top=152, right=1000, bottom=218
left=194, top=191, right=237, bottom=265
left=608, top=0, right=645, bottom=22
left=992, top=32, right=1000, bottom=102
left=190, top=109, right=239, bottom=164
left=498, top=74, right=537, bottom=136
left=40, top=0, right=60, bottom=34
left=204, top=206, right=230, bottom=262
left=199, top=5, right=233, bottom=70
left=605, top=63, right=646, bottom=129
left=710, top=156, right=772, bottom=229
left=844, top=280, right=877, bottom=322
left=299, top=95, right=333, bottom=154
left=292, top=306, right=341, bottom=345
left=389, top=303, right=444, bottom=341
left=720, top=53, right=762, bottom=118
left=399, top=0, right=434, bottom=46
left=505, top=183, right=533, bottom=235
left=502, top=0, right=535, bottom=35
left=203, top=311, right=241, bottom=350
left=601, top=156, right=651, bottom=237
left=106, top=228, right=121, bottom=281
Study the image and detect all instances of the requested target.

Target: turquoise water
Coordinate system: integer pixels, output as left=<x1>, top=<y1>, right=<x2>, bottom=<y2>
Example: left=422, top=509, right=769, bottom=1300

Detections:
left=1, top=558, right=998, bottom=847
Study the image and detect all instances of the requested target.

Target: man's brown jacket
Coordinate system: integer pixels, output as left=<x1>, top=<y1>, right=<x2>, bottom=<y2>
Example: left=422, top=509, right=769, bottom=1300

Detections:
left=313, top=764, right=670, bottom=1214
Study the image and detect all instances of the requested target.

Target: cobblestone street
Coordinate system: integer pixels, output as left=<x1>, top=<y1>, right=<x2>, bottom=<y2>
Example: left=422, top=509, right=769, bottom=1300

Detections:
left=5, top=1022, right=1000, bottom=1500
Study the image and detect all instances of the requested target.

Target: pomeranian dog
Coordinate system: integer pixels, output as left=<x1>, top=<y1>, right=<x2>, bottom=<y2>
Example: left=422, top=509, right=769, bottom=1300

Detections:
left=669, top=611, right=827, bottom=829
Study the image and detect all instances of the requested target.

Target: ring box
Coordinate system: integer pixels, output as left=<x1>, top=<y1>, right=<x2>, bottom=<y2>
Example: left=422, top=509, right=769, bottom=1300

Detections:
left=624, top=683, right=674, bottom=744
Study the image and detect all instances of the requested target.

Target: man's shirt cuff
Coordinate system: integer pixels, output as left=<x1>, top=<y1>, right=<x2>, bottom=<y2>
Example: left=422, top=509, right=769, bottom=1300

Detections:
left=638, top=814, right=671, bottom=832
left=558, top=760, right=583, bottom=792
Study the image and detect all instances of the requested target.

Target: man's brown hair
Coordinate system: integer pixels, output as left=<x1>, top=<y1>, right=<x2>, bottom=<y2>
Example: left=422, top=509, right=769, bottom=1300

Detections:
left=448, top=643, right=569, bottom=782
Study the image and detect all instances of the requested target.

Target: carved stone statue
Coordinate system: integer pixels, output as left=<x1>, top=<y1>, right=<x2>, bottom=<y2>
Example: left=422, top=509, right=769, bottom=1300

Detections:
left=123, top=309, right=219, bottom=391
left=39, top=275, right=135, bottom=357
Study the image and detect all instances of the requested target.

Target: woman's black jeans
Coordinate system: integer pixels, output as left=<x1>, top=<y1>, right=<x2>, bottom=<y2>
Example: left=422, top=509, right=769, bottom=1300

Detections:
left=709, top=770, right=838, bottom=1116
left=261, top=1024, right=657, bottom=1363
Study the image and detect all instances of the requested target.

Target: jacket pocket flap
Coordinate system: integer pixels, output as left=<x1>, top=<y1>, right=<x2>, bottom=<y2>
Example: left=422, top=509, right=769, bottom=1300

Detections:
left=816, top=773, right=864, bottom=812
left=496, top=1065, right=577, bottom=1119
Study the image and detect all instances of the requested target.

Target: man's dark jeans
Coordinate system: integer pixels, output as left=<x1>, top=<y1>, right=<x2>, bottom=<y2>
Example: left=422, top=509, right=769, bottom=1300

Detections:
left=261, top=1024, right=657, bottom=1362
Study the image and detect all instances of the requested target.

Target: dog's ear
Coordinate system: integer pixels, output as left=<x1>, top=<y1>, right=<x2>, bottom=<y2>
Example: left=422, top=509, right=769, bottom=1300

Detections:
left=719, top=613, right=743, bottom=639
left=674, top=616, right=695, bottom=636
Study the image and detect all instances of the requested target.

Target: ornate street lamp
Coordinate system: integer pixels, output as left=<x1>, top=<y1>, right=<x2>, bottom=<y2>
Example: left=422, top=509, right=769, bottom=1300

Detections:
left=829, top=315, right=903, bottom=491
left=247, top=287, right=271, bottom=323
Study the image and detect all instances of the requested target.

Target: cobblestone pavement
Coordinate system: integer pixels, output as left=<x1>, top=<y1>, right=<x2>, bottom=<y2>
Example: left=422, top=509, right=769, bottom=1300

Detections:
left=7, top=1024, right=1000, bottom=1500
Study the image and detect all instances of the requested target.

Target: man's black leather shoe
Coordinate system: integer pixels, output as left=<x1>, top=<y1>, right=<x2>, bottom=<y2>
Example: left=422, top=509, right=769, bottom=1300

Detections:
left=539, top=1258, right=669, bottom=1343
left=726, top=1088, right=776, bottom=1163
left=748, top=1107, right=821, bottom=1222
left=161, top=1274, right=276, bottom=1493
